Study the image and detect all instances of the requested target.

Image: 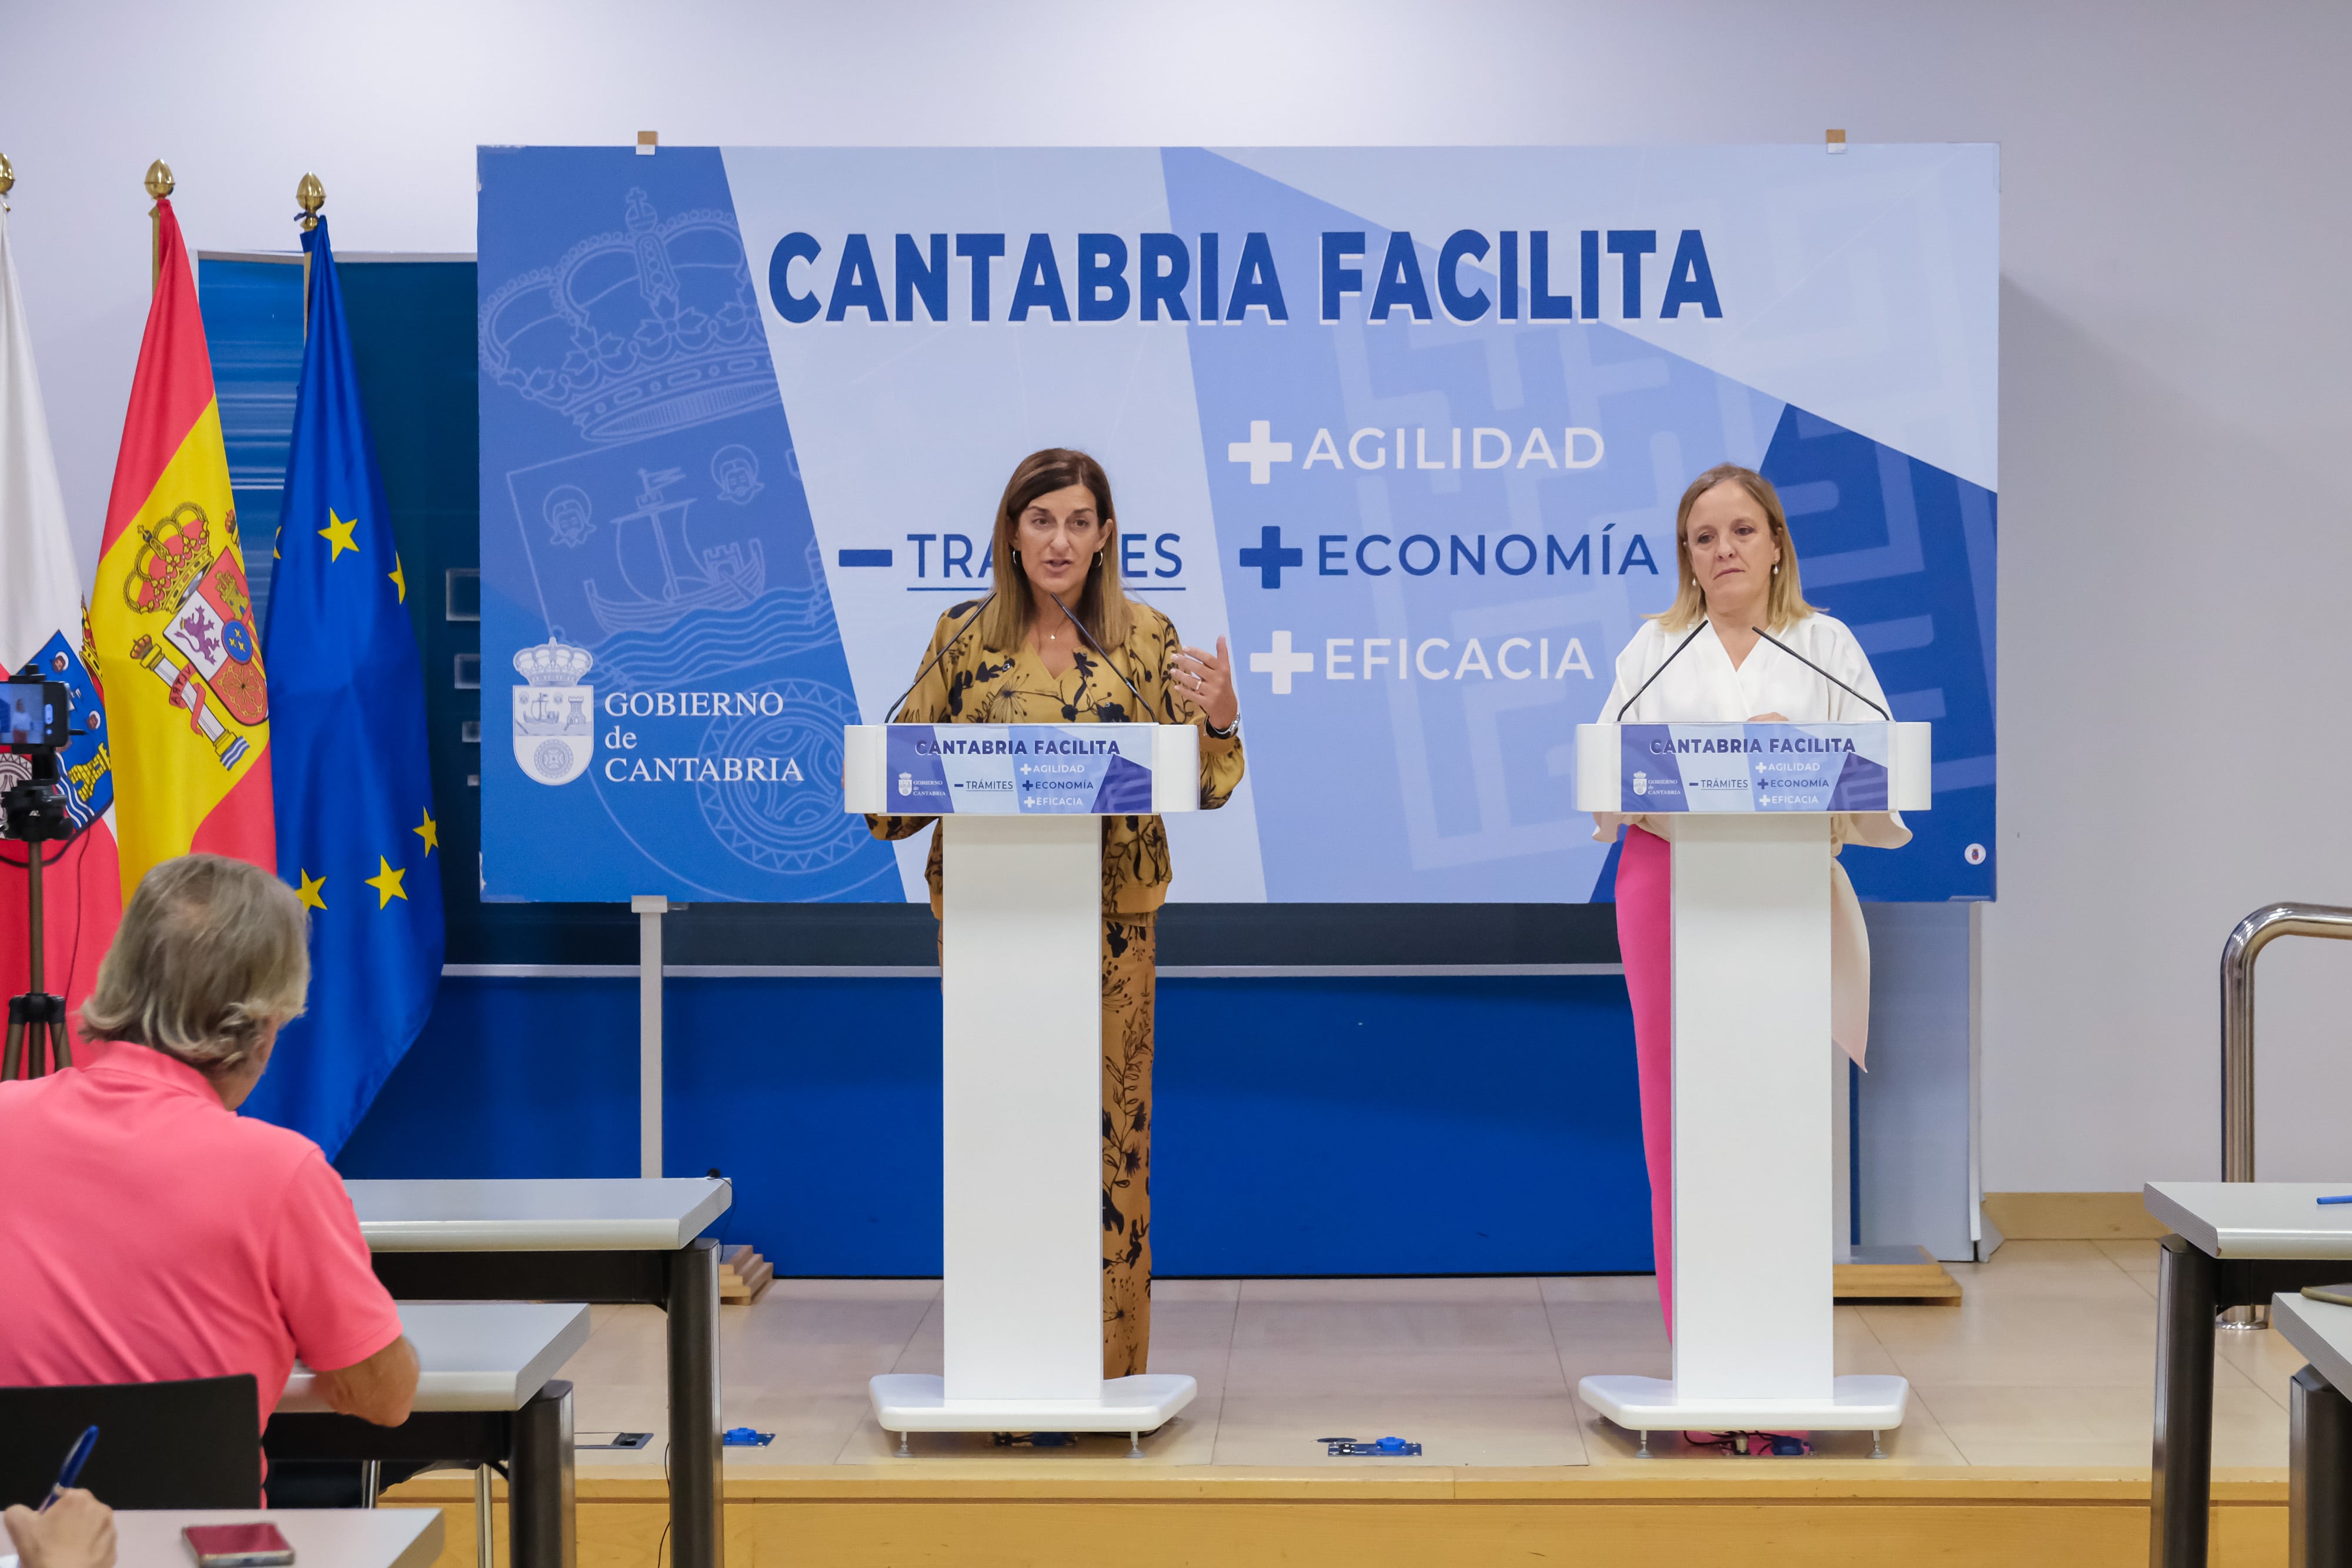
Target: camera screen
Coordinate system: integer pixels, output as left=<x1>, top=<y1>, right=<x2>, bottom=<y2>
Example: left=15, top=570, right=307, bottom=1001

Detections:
left=4, top=681, right=61, bottom=750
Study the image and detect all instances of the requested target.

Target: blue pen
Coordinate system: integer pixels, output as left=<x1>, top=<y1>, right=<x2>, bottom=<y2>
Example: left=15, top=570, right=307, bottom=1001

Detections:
left=39, top=1426, right=98, bottom=1512
left=2319, top=1195, right=2352, bottom=1206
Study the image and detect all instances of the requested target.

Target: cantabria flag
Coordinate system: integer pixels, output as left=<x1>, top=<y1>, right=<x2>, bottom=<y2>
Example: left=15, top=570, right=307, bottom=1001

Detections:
left=92, top=198, right=273, bottom=892
left=0, top=202, right=122, bottom=1056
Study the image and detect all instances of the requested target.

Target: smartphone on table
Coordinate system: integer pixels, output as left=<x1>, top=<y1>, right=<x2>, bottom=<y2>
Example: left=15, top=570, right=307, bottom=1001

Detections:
left=182, top=1522, right=295, bottom=1566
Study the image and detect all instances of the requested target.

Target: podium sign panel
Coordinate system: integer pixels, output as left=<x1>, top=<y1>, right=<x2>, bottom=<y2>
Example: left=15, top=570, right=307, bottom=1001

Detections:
left=1618, top=723, right=1893, bottom=813
left=844, top=724, right=1200, bottom=1440
left=883, top=723, right=1161, bottom=815
left=1579, top=721, right=1930, bottom=818
left=1573, top=722, right=1927, bottom=1440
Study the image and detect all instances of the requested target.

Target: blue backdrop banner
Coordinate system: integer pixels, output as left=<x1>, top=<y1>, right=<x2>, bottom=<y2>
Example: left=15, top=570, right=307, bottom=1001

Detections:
left=477, top=145, right=1996, bottom=904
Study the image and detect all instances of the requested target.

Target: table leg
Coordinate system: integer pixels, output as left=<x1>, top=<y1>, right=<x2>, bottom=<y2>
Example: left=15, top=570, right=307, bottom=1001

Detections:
left=668, top=1239, right=723, bottom=1568
left=2292, top=1365, right=2352, bottom=1568
left=511, top=1379, right=576, bottom=1568
left=2151, top=1235, right=2219, bottom=1568
left=475, top=1464, right=493, bottom=1568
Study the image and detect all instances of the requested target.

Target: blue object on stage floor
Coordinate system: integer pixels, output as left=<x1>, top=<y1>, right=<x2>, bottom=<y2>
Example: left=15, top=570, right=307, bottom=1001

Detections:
left=721, top=1427, right=773, bottom=1447
left=2318, top=1195, right=2352, bottom=1205
left=1322, top=1436, right=1421, bottom=1456
left=245, top=217, right=445, bottom=1159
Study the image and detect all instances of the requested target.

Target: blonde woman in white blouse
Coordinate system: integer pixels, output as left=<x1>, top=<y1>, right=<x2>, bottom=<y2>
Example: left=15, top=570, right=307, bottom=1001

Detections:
left=1596, top=463, right=1906, bottom=1333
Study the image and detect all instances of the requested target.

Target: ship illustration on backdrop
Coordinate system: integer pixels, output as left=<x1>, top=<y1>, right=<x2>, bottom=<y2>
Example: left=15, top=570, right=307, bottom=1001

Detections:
left=586, top=466, right=766, bottom=636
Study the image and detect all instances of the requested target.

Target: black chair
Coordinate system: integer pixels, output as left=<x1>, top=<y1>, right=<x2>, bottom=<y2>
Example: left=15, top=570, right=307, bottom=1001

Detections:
left=0, top=1375, right=260, bottom=1509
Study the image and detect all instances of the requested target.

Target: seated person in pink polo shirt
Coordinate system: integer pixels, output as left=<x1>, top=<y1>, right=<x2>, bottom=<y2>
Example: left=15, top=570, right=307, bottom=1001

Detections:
left=0, top=854, right=418, bottom=1453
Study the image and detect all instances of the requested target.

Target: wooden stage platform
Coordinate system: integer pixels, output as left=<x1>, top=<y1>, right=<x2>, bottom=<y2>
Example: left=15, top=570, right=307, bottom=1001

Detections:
left=383, top=1240, right=2303, bottom=1566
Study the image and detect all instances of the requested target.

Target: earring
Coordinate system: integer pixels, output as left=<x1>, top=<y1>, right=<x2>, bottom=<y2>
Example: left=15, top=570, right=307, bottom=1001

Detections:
left=1772, top=564, right=1779, bottom=574
left=1092, top=551, right=1102, bottom=568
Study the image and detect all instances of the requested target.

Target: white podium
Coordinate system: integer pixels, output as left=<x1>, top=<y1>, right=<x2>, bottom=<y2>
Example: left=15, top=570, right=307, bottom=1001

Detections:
left=843, top=720, right=1204, bottom=1447
left=1573, top=719, right=1932, bottom=1446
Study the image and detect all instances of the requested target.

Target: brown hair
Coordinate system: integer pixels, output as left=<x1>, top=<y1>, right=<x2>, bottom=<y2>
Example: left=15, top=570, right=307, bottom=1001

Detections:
left=1653, top=463, right=1815, bottom=634
left=80, top=853, right=309, bottom=1075
left=978, top=448, right=1133, bottom=651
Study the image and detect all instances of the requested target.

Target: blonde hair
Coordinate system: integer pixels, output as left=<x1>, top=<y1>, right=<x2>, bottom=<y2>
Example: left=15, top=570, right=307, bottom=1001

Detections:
left=978, top=447, right=1134, bottom=652
left=1653, top=463, right=1815, bottom=634
left=81, top=854, right=309, bottom=1075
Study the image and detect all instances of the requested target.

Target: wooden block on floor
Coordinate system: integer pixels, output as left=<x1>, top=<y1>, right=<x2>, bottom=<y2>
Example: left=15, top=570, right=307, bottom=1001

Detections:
left=1981, top=1190, right=2173, bottom=1240
left=720, top=1243, right=774, bottom=1304
left=1834, top=1244, right=1962, bottom=1303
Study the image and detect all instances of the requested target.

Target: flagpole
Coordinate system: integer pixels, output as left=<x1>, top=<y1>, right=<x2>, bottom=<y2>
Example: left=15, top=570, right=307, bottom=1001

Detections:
left=145, top=160, right=173, bottom=294
left=296, top=173, right=323, bottom=333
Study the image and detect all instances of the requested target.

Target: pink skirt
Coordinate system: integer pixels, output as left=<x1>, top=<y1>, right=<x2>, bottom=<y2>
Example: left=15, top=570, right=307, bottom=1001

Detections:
left=1613, top=826, right=1674, bottom=1334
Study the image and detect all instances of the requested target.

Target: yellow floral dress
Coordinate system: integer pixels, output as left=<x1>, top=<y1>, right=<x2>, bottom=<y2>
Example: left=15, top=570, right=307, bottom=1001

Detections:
left=867, top=599, right=1245, bottom=1377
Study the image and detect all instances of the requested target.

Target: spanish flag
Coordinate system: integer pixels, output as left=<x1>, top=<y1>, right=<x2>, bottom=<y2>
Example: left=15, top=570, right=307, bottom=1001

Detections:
left=91, top=199, right=273, bottom=894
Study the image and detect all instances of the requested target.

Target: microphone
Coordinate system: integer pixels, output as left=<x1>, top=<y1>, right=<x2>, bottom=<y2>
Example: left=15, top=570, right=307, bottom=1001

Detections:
left=883, top=592, right=995, bottom=721
left=1047, top=592, right=1156, bottom=717
left=1749, top=626, right=1891, bottom=720
left=1611, top=621, right=1709, bottom=723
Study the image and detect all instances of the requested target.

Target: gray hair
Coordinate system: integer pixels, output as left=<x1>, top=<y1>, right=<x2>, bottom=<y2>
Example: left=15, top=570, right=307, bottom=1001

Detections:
left=80, top=854, right=309, bottom=1075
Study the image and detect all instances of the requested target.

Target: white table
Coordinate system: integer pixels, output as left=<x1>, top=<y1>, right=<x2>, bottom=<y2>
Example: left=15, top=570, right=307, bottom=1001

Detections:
left=2144, top=1181, right=2352, bottom=1567
left=349, top=1178, right=730, bottom=1252
left=17, top=1507, right=446, bottom=1568
left=2146, top=1182, right=2352, bottom=1260
left=266, top=1303, right=587, bottom=1568
left=346, top=1179, right=726, bottom=1568
left=278, top=1302, right=589, bottom=1413
left=2271, top=1291, right=2352, bottom=1566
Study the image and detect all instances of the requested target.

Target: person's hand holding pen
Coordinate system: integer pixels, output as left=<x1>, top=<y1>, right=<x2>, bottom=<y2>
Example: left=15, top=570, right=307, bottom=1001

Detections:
left=4, top=1489, right=116, bottom=1568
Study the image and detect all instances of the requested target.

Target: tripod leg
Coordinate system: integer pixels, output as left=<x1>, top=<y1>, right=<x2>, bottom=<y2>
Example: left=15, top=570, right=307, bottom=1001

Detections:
left=2, top=998, right=24, bottom=1082
left=34, top=996, right=68, bottom=1072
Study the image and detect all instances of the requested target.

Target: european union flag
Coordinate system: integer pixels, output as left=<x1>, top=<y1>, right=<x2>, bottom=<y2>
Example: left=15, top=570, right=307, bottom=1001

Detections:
left=243, top=220, right=443, bottom=1156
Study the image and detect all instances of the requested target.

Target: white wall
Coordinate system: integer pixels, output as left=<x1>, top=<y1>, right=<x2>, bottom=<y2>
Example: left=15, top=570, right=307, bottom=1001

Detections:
left=8, top=0, right=2350, bottom=1191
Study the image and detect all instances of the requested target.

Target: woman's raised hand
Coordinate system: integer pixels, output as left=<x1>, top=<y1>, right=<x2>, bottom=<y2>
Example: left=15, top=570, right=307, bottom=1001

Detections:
left=1175, top=637, right=1239, bottom=731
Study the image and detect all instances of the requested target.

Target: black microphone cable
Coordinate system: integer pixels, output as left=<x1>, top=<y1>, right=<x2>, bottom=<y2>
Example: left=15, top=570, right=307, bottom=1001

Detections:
left=1611, top=620, right=1709, bottom=723
left=881, top=591, right=995, bottom=722
left=1748, top=626, right=1891, bottom=719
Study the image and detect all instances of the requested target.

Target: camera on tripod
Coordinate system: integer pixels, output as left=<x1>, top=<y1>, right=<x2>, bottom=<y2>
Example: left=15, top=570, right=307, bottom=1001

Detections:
left=3, top=676, right=76, bottom=843
left=3, top=672, right=83, bottom=1080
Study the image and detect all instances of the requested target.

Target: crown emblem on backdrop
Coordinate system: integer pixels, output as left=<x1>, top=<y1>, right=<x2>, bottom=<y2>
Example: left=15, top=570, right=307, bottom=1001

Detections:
left=513, top=633, right=595, bottom=687
left=126, top=503, right=219, bottom=614
left=480, top=188, right=780, bottom=443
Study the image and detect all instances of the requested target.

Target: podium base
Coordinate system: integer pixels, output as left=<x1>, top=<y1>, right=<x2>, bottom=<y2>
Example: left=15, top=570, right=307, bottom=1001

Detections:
left=1578, top=1373, right=1909, bottom=1437
left=870, top=1373, right=1198, bottom=1438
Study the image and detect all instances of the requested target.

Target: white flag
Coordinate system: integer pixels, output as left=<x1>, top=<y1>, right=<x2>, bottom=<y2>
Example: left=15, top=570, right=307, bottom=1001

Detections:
left=0, top=203, right=122, bottom=1068
left=0, top=210, right=82, bottom=668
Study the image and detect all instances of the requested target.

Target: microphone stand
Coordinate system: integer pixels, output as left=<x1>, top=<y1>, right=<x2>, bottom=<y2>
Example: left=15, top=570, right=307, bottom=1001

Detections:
left=1748, top=626, right=1891, bottom=719
left=1046, top=591, right=1155, bottom=718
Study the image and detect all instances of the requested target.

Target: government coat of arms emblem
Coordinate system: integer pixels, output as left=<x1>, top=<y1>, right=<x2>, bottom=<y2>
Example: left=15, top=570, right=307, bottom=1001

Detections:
left=121, top=503, right=266, bottom=769
left=513, top=634, right=594, bottom=786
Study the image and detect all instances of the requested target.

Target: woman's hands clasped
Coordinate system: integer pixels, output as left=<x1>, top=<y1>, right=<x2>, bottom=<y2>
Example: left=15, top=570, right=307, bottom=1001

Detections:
left=1175, top=637, right=1240, bottom=733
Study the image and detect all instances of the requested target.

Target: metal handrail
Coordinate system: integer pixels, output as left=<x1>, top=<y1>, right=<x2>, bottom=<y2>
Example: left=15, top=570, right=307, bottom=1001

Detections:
left=2221, top=902, right=2352, bottom=1183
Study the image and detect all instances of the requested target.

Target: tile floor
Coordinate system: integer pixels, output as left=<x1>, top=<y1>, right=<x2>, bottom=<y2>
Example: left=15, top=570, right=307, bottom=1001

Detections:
left=549, top=1240, right=2310, bottom=1469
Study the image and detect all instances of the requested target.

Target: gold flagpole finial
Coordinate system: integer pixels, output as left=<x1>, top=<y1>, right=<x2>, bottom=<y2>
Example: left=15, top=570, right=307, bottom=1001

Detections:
left=296, top=172, right=324, bottom=231
left=146, top=161, right=174, bottom=295
left=0, top=152, right=15, bottom=199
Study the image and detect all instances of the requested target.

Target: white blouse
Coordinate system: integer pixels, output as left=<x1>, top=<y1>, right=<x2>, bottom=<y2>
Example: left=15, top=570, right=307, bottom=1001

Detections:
left=1596, top=610, right=1908, bottom=1066
left=1594, top=611, right=1910, bottom=853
